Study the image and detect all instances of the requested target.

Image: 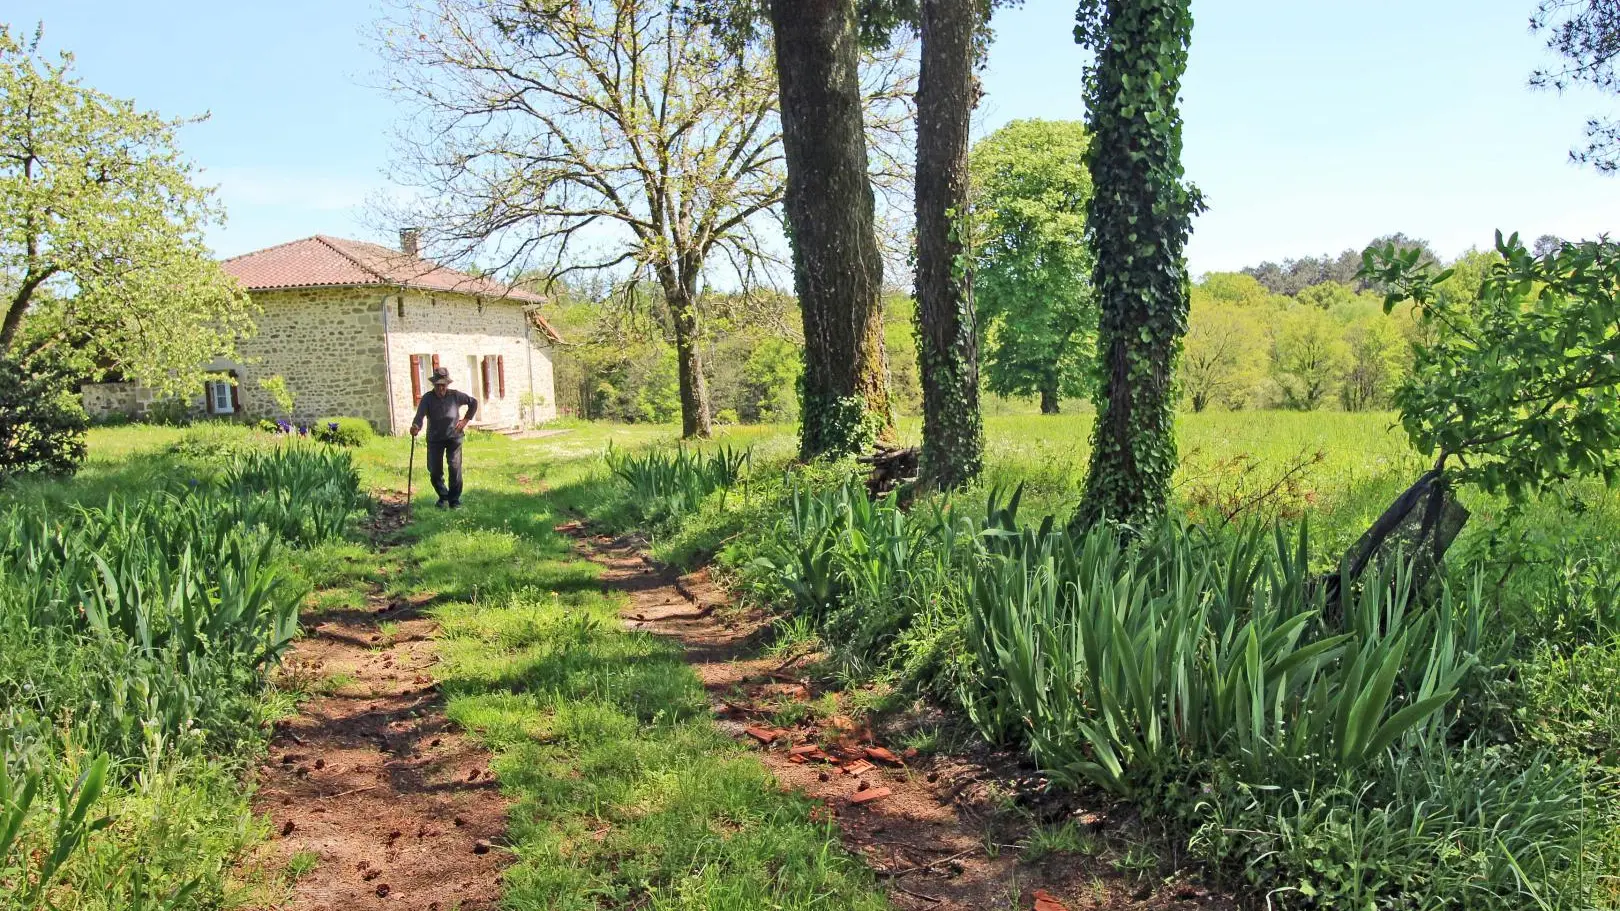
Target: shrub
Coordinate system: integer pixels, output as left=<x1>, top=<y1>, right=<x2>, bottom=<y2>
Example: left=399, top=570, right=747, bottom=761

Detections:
left=0, top=359, right=88, bottom=483
left=313, top=416, right=375, bottom=447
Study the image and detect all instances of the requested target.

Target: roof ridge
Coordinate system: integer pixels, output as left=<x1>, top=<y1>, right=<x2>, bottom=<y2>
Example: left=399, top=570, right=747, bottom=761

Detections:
left=312, top=234, right=391, bottom=284
left=220, top=234, right=326, bottom=265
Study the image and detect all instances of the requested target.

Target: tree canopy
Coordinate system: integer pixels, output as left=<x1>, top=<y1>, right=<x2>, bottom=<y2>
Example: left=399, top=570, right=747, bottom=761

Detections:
left=970, top=118, right=1096, bottom=413
left=378, top=0, right=790, bottom=438
left=0, top=25, right=252, bottom=397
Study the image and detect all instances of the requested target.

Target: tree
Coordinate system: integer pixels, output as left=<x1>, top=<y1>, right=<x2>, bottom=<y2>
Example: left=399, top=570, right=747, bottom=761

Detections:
left=1269, top=305, right=1347, bottom=410
left=1338, top=313, right=1408, bottom=411
left=1181, top=299, right=1263, bottom=411
left=1532, top=0, right=1620, bottom=171
left=1197, top=271, right=1275, bottom=308
left=0, top=26, right=252, bottom=396
left=1072, top=0, right=1201, bottom=529
left=1366, top=232, right=1620, bottom=500
left=766, top=0, right=898, bottom=458
left=970, top=119, right=1095, bottom=414
left=1534, top=232, right=1567, bottom=256
left=378, top=0, right=789, bottom=439
left=912, top=0, right=988, bottom=487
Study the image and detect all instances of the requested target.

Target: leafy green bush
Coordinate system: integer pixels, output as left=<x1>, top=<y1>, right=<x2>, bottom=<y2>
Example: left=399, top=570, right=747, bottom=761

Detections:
left=313, top=416, right=375, bottom=447
left=0, top=359, right=88, bottom=484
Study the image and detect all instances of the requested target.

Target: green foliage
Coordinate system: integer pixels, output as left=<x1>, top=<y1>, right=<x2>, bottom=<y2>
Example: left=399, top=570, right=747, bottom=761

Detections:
left=257, top=375, right=294, bottom=418
left=1072, top=0, right=1201, bottom=529
left=1270, top=306, right=1349, bottom=410
left=605, top=444, right=751, bottom=522
left=0, top=358, right=87, bottom=483
left=1365, top=231, right=1620, bottom=499
left=0, top=441, right=361, bottom=907
left=312, top=417, right=375, bottom=448
left=970, top=119, right=1097, bottom=412
left=963, top=521, right=1484, bottom=788
left=1181, top=299, right=1264, bottom=411
left=0, top=26, right=255, bottom=396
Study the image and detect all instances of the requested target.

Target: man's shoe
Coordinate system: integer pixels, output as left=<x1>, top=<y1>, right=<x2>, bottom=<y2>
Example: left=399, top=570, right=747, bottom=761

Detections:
left=449, top=500, right=463, bottom=510
left=435, top=498, right=449, bottom=509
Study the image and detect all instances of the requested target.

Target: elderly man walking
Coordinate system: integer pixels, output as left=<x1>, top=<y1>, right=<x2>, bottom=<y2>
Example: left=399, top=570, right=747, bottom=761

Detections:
left=410, top=367, right=479, bottom=509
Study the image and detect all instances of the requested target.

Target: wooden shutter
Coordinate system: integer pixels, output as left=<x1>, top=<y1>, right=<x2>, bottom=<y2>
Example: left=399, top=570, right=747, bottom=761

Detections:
left=480, top=357, right=491, bottom=399
left=497, top=355, right=506, bottom=399
left=431, top=353, right=440, bottom=371
left=228, top=375, right=241, bottom=414
left=409, top=355, right=423, bottom=403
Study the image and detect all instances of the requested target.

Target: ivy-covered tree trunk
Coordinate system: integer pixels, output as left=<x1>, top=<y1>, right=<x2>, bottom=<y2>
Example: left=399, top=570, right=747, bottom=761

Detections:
left=1071, top=0, right=1200, bottom=529
left=769, top=0, right=895, bottom=460
left=914, top=0, right=985, bottom=488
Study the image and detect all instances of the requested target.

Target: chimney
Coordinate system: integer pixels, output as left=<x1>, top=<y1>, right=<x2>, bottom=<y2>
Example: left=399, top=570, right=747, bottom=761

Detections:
left=399, top=227, right=421, bottom=257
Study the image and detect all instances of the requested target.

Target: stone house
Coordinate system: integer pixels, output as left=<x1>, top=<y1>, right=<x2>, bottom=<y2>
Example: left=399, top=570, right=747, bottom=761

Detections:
left=83, top=232, right=561, bottom=434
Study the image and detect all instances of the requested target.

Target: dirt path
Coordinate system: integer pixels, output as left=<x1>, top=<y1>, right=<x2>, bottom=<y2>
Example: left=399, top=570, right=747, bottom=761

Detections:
left=248, top=506, right=509, bottom=911
left=568, top=530, right=1233, bottom=911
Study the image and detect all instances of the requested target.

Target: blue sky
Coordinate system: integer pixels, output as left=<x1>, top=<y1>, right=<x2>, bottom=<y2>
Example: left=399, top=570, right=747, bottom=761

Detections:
left=13, top=1, right=1620, bottom=277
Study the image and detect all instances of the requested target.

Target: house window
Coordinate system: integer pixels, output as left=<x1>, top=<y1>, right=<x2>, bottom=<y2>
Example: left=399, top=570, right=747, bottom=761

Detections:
left=409, top=354, right=433, bottom=403
left=467, top=355, right=480, bottom=399
left=206, top=376, right=237, bottom=415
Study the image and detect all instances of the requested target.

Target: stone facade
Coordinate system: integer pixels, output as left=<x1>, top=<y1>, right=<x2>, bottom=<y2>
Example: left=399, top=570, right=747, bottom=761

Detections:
left=80, top=382, right=142, bottom=420
left=78, top=285, right=557, bottom=434
left=214, top=287, right=392, bottom=428
left=383, top=291, right=557, bottom=433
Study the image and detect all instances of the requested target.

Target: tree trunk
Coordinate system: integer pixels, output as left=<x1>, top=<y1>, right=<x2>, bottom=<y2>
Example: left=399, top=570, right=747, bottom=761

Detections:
left=661, top=266, right=712, bottom=438
left=769, top=0, right=894, bottom=461
left=1072, top=0, right=1198, bottom=530
left=1040, top=382, right=1060, bottom=414
left=913, top=0, right=984, bottom=489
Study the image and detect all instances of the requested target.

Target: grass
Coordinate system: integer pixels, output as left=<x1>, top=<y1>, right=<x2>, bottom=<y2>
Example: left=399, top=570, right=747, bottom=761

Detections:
left=340, top=424, right=894, bottom=910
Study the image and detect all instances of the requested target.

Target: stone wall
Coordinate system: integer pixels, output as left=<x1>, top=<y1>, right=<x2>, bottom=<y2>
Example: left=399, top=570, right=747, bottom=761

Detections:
left=218, top=287, right=392, bottom=429
left=79, top=382, right=141, bottom=420
left=383, top=291, right=558, bottom=433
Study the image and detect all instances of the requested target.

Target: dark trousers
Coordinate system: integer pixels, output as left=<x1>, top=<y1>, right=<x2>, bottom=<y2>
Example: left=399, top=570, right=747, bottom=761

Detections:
left=426, top=437, right=464, bottom=504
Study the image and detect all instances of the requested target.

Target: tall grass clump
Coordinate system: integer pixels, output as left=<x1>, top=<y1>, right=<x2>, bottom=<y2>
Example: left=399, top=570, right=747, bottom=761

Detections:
left=605, top=443, right=750, bottom=522
left=0, top=441, right=363, bottom=909
left=960, top=519, right=1593, bottom=908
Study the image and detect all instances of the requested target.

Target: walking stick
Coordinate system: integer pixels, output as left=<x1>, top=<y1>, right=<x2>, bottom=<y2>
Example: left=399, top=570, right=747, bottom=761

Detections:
left=405, top=433, right=417, bottom=519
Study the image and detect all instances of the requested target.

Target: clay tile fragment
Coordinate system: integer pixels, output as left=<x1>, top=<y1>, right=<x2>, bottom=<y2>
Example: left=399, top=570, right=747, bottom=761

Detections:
left=849, top=786, right=891, bottom=805
left=863, top=746, right=902, bottom=765
left=744, top=726, right=781, bottom=744
left=843, top=759, right=875, bottom=776
left=1032, top=889, right=1069, bottom=911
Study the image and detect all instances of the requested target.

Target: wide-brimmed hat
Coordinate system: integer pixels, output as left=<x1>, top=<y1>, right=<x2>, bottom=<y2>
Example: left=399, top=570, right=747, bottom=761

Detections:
left=429, top=367, right=452, bottom=385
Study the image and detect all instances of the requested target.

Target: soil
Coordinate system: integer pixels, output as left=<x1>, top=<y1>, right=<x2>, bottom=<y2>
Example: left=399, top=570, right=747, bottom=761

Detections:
left=245, top=501, right=510, bottom=910
left=567, top=528, right=1239, bottom=911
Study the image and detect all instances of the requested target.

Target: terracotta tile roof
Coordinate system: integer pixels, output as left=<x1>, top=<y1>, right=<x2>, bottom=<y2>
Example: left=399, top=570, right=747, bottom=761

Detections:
left=221, top=235, right=561, bottom=341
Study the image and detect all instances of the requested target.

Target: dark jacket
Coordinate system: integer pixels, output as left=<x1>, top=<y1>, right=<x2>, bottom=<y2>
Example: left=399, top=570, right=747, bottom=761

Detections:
left=412, top=388, right=478, bottom=442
